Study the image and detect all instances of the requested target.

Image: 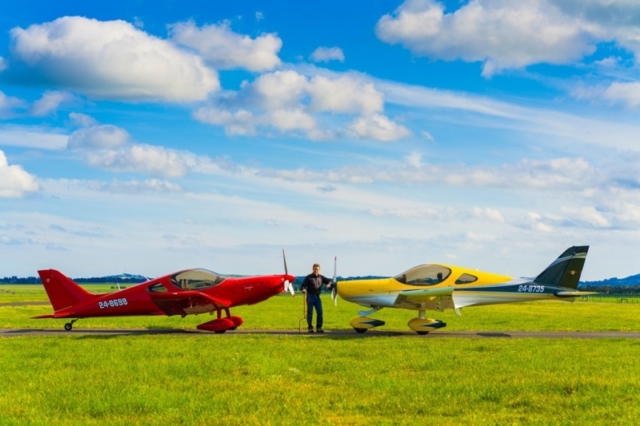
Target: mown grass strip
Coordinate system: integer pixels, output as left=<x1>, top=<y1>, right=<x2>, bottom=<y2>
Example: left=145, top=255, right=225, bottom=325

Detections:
left=1, top=335, right=639, bottom=425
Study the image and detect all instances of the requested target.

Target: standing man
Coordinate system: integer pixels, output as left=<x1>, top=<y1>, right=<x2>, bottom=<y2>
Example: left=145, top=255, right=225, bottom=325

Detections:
left=301, top=263, right=332, bottom=333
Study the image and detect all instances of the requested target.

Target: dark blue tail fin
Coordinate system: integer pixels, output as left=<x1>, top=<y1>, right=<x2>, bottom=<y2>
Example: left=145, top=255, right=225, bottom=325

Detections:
left=534, top=246, right=589, bottom=289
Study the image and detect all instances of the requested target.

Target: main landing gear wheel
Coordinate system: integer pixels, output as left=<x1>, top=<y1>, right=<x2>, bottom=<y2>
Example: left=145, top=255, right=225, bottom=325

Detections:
left=416, top=331, right=429, bottom=335
left=214, top=329, right=227, bottom=334
left=354, top=328, right=367, bottom=334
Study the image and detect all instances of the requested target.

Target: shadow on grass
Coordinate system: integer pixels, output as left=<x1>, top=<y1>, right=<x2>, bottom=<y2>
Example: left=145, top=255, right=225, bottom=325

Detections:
left=4, top=328, right=640, bottom=339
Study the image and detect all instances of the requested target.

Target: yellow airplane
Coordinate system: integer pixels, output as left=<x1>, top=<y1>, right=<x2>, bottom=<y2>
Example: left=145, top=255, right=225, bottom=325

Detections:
left=333, top=246, right=592, bottom=334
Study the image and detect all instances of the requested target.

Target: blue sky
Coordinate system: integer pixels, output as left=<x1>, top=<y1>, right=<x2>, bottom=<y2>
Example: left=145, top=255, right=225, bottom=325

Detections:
left=2, top=0, right=640, bottom=280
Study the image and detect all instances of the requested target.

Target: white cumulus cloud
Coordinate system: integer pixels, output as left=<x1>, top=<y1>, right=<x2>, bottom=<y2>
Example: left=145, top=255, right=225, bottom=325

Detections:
left=0, top=150, right=39, bottom=197
left=10, top=16, right=219, bottom=102
left=29, top=91, right=75, bottom=116
left=251, top=70, right=309, bottom=108
left=310, top=47, right=345, bottom=63
left=347, top=114, right=411, bottom=141
left=67, top=124, right=205, bottom=178
left=67, top=125, right=130, bottom=150
left=194, top=70, right=405, bottom=141
left=0, top=91, right=26, bottom=117
left=560, top=206, right=610, bottom=228
left=602, top=82, right=640, bottom=108
left=0, top=126, right=67, bottom=149
left=84, top=144, right=194, bottom=178
left=269, top=108, right=317, bottom=132
left=405, top=152, right=423, bottom=167
left=95, top=179, right=184, bottom=194
left=472, top=207, right=505, bottom=223
left=376, top=0, right=600, bottom=77
left=169, top=20, right=282, bottom=71
left=308, top=75, right=384, bottom=115
left=67, top=125, right=198, bottom=177
left=68, top=112, right=98, bottom=128
left=192, top=107, right=257, bottom=136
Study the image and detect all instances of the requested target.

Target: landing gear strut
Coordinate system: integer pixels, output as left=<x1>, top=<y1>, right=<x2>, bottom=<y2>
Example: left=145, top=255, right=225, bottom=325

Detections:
left=64, top=319, right=79, bottom=331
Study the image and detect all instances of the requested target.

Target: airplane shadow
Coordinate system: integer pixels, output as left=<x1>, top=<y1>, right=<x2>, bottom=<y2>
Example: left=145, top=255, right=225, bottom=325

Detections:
left=4, top=329, right=638, bottom=339
left=3, top=328, right=411, bottom=338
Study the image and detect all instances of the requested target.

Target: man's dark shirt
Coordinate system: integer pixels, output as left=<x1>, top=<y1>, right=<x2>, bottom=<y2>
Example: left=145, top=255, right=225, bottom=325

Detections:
left=301, top=273, right=331, bottom=295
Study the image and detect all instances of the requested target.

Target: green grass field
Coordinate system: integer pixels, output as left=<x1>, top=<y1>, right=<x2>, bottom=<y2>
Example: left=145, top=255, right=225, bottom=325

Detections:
left=2, top=285, right=640, bottom=425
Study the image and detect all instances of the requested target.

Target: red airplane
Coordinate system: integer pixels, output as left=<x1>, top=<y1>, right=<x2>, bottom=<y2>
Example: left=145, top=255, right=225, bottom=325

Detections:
left=34, top=258, right=295, bottom=333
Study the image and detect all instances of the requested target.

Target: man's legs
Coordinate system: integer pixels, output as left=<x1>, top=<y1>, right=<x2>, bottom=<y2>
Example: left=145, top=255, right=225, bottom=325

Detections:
left=316, top=297, right=323, bottom=329
left=306, top=294, right=316, bottom=330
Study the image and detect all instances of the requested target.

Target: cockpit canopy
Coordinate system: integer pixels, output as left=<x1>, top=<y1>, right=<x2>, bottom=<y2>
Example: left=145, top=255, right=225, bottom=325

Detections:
left=394, top=264, right=451, bottom=286
left=170, top=269, right=226, bottom=290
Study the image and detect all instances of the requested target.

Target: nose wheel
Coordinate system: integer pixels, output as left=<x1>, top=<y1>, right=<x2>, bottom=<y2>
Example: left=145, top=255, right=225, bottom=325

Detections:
left=350, top=317, right=385, bottom=333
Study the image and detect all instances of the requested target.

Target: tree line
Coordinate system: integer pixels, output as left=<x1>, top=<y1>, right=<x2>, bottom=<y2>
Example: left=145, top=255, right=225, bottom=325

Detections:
left=0, top=276, right=147, bottom=284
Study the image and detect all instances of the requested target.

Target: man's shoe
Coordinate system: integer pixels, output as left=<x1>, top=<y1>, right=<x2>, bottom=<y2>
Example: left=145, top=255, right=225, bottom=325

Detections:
left=316, top=328, right=324, bottom=333
left=308, top=327, right=314, bottom=333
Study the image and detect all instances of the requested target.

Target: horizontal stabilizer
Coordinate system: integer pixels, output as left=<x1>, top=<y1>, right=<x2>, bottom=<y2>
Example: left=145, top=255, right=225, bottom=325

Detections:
left=555, top=291, right=598, bottom=297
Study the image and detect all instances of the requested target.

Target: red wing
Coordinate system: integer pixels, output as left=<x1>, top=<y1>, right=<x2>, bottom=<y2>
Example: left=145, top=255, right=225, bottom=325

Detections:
left=148, top=290, right=231, bottom=316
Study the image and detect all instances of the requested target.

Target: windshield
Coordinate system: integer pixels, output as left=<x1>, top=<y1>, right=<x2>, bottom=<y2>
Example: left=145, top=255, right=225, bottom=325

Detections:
left=394, top=264, right=451, bottom=286
left=170, top=269, right=226, bottom=290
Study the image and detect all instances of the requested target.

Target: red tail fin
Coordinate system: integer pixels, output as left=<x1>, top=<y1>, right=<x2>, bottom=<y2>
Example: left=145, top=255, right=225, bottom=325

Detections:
left=37, top=269, right=95, bottom=311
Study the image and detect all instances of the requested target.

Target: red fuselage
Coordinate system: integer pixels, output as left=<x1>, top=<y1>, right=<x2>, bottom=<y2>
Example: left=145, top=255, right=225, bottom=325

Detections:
left=37, top=269, right=295, bottom=320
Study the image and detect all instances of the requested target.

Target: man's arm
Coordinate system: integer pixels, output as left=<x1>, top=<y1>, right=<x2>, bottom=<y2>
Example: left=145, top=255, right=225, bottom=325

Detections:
left=322, top=275, right=332, bottom=288
left=301, top=275, right=309, bottom=292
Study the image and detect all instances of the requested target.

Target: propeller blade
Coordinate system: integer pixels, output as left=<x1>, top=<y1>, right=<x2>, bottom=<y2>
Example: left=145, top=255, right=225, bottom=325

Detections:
left=284, top=279, right=295, bottom=296
left=282, top=249, right=289, bottom=275
left=332, top=255, right=338, bottom=306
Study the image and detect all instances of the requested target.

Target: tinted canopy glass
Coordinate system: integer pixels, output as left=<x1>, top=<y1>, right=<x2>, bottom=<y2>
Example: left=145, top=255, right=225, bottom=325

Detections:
left=171, top=269, right=226, bottom=290
left=394, top=265, right=451, bottom=286
left=455, top=273, right=478, bottom=285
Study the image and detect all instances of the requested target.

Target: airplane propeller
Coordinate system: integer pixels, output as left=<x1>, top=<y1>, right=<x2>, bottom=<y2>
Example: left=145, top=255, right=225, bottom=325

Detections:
left=331, top=255, right=338, bottom=306
left=282, top=249, right=295, bottom=296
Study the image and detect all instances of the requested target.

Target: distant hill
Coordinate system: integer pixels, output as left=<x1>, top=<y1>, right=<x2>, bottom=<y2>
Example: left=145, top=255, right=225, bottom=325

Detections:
left=0, top=273, right=149, bottom=284
left=74, top=273, right=149, bottom=284
left=581, top=274, right=640, bottom=287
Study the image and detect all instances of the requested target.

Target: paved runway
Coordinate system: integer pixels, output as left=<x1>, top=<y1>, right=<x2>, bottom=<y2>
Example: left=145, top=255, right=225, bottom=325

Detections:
left=2, top=328, right=640, bottom=338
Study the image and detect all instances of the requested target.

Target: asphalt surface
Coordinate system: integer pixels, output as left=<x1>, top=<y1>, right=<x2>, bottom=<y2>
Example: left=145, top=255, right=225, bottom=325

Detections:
left=0, top=302, right=50, bottom=306
left=2, top=328, right=640, bottom=338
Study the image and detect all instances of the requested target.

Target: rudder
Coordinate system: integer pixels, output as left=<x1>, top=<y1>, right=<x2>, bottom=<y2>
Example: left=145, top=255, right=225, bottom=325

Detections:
left=534, top=246, right=589, bottom=289
left=37, top=269, right=95, bottom=312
